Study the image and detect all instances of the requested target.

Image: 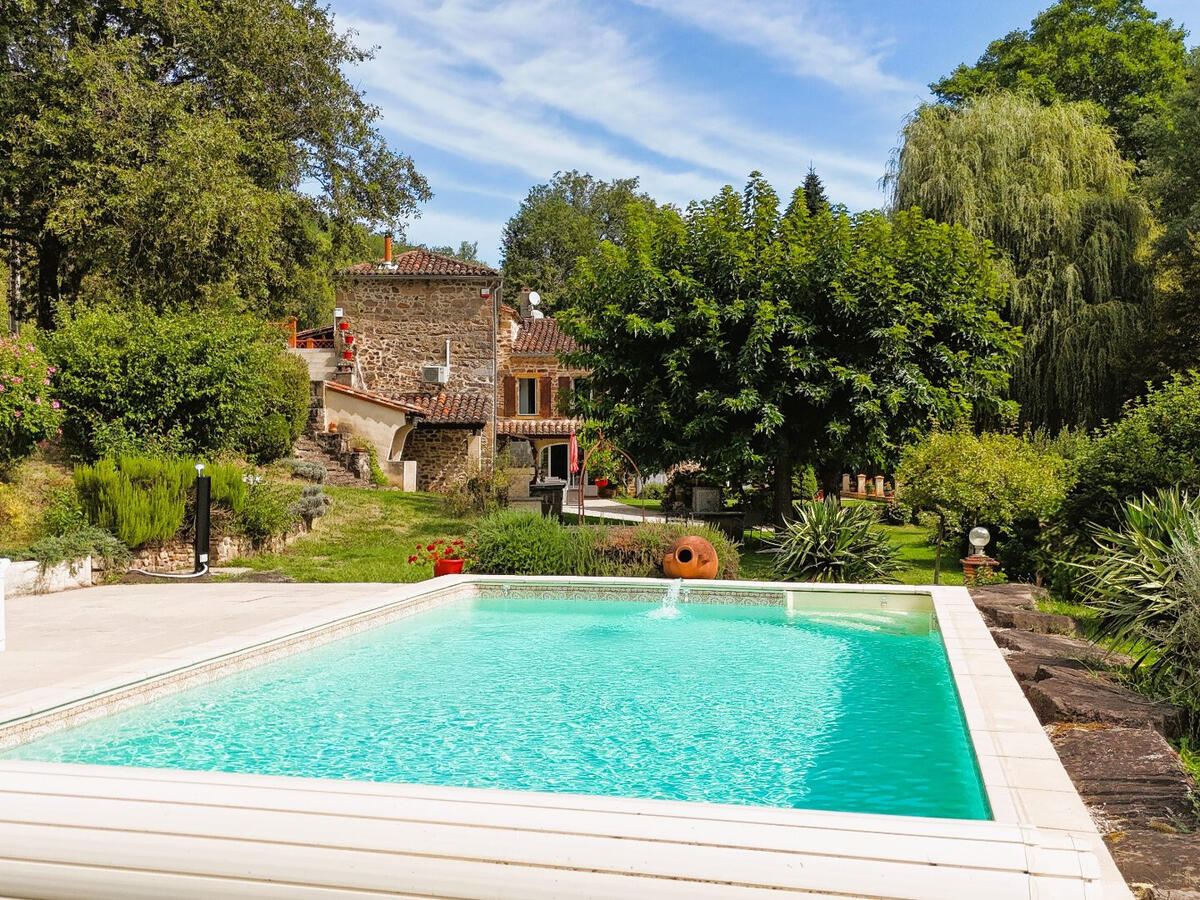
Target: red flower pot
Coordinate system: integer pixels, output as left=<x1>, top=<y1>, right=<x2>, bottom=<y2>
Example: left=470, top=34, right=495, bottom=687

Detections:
left=344, top=334, right=354, bottom=345
left=343, top=350, right=353, bottom=360
left=433, top=558, right=465, bottom=577
left=338, top=321, right=350, bottom=331
left=594, top=478, right=609, bottom=487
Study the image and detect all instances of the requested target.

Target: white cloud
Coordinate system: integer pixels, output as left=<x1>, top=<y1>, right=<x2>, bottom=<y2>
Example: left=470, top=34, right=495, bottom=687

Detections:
left=628, top=0, right=918, bottom=96
left=340, top=0, right=895, bottom=251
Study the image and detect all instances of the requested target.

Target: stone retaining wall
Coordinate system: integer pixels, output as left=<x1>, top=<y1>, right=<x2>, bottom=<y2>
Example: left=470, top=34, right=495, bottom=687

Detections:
left=127, top=529, right=303, bottom=574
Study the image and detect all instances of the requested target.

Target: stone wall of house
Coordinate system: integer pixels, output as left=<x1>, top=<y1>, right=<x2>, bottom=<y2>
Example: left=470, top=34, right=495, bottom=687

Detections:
left=336, top=277, right=500, bottom=397
left=405, top=427, right=477, bottom=491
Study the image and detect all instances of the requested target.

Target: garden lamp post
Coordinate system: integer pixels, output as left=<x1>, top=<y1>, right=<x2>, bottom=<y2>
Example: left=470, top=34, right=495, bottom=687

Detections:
left=194, top=464, right=211, bottom=575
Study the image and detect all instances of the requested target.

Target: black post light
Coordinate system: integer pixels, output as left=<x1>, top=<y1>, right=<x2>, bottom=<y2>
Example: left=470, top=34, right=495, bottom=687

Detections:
left=194, top=463, right=211, bottom=575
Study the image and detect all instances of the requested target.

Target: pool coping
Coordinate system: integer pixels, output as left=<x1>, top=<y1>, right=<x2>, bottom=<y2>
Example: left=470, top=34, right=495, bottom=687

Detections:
left=0, top=575, right=1129, bottom=899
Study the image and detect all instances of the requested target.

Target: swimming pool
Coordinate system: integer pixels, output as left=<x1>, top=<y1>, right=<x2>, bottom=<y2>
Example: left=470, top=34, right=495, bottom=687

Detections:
left=2, top=592, right=989, bottom=820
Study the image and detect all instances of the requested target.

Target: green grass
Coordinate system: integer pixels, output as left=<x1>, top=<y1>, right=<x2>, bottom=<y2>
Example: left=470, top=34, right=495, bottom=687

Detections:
left=231, top=486, right=963, bottom=587
left=736, top=521, right=964, bottom=585
left=228, top=487, right=472, bottom=582
left=612, top=496, right=663, bottom=511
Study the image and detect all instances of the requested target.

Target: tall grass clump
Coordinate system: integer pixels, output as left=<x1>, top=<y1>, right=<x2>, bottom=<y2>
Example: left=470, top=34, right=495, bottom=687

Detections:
left=766, top=499, right=903, bottom=583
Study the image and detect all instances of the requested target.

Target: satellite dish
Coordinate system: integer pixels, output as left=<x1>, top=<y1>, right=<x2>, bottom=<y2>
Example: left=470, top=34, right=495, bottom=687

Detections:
left=531, top=309, right=545, bottom=319
left=528, top=291, right=541, bottom=307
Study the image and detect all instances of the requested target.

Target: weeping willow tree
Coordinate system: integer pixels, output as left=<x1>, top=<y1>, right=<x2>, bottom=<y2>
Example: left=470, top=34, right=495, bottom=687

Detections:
left=887, top=93, right=1152, bottom=429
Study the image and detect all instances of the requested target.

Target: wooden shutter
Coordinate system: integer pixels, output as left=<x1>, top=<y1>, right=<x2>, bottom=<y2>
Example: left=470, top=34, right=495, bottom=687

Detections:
left=538, top=376, right=552, bottom=417
left=556, top=376, right=571, bottom=416
left=502, top=375, right=516, bottom=417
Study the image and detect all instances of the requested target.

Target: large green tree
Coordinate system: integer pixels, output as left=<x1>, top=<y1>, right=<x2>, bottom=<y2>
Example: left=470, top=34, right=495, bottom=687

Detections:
left=931, top=0, right=1188, bottom=161
left=888, top=93, right=1152, bottom=429
left=560, top=174, right=1019, bottom=524
left=500, top=171, right=656, bottom=307
left=0, top=0, right=430, bottom=328
left=1140, top=49, right=1200, bottom=372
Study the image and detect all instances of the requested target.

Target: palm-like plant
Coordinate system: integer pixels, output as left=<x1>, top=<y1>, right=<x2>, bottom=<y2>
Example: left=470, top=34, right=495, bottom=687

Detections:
left=1076, top=489, right=1200, bottom=702
left=766, top=499, right=903, bottom=583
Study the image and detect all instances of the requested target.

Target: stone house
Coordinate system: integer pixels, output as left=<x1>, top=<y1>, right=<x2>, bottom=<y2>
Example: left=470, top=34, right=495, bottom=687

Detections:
left=323, top=245, right=583, bottom=491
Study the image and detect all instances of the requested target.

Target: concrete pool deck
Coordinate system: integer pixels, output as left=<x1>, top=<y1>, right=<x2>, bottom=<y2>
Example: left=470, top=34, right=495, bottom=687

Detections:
left=0, top=577, right=1131, bottom=898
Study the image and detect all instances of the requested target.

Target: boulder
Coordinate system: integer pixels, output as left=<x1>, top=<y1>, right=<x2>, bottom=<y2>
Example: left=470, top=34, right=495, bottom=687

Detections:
left=993, top=628, right=1133, bottom=668
left=1028, top=666, right=1187, bottom=738
left=1050, top=724, right=1197, bottom=827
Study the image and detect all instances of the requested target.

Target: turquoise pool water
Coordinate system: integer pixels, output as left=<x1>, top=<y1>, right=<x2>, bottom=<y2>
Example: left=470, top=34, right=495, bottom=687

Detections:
left=3, top=596, right=990, bottom=819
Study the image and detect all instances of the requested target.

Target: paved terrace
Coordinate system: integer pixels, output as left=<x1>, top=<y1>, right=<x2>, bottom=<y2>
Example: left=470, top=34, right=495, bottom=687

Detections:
left=0, top=582, right=419, bottom=726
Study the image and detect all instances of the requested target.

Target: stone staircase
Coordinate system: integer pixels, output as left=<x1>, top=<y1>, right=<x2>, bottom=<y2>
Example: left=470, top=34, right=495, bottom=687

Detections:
left=293, top=433, right=371, bottom=487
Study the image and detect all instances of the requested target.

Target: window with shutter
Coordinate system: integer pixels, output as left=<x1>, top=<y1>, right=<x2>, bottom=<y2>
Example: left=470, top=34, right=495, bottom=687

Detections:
left=502, top=375, right=516, bottom=417
left=539, top=376, right=552, bottom=417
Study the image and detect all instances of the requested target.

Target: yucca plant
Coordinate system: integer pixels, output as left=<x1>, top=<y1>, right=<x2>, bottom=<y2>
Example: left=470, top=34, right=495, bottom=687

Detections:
left=1076, top=488, right=1200, bottom=704
left=766, top=499, right=903, bottom=583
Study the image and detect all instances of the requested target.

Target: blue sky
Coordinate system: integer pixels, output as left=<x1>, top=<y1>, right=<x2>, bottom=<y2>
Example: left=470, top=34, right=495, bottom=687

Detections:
left=332, top=0, right=1196, bottom=266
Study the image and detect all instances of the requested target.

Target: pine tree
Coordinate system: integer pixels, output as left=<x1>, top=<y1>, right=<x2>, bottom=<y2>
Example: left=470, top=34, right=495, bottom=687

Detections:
left=802, top=166, right=828, bottom=216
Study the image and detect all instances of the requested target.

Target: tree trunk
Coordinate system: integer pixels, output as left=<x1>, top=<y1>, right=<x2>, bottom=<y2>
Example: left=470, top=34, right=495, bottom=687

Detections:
left=773, top=441, right=793, bottom=527
left=35, top=234, right=62, bottom=330
left=933, top=513, right=945, bottom=585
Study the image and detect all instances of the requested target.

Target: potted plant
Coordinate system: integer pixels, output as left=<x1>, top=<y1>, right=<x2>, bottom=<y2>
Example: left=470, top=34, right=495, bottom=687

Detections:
left=586, top=442, right=619, bottom=490
left=408, top=539, right=468, bottom=576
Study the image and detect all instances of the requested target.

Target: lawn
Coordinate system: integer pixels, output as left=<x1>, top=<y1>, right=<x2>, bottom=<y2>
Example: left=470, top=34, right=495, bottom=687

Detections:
left=612, top=496, right=663, bottom=511
left=229, top=486, right=964, bottom=586
left=228, top=487, right=472, bottom=582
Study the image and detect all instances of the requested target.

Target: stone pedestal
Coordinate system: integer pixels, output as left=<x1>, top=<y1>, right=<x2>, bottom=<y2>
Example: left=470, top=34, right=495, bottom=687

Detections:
left=856, top=474, right=867, bottom=494
left=874, top=475, right=885, bottom=496
left=961, top=554, right=1000, bottom=582
left=841, top=474, right=851, bottom=494
left=692, top=486, right=722, bottom=513
left=507, top=467, right=533, bottom=500
left=400, top=460, right=417, bottom=492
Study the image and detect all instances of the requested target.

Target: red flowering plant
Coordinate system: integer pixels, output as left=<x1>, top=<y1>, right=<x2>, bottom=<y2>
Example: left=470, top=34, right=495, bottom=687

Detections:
left=0, top=337, right=63, bottom=475
left=407, top=538, right=468, bottom=565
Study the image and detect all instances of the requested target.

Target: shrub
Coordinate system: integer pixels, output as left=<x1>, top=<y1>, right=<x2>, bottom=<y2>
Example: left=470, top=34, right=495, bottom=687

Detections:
left=290, top=484, right=331, bottom=530
left=466, top=511, right=740, bottom=579
left=28, top=525, right=130, bottom=574
left=1075, top=489, right=1200, bottom=710
left=572, top=523, right=740, bottom=579
left=283, top=459, right=327, bottom=483
left=896, top=430, right=1069, bottom=583
left=236, top=481, right=299, bottom=542
left=40, top=485, right=89, bottom=536
left=0, top=336, right=63, bottom=475
left=766, top=500, right=903, bottom=583
left=45, top=306, right=309, bottom=462
left=641, top=482, right=665, bottom=501
left=1048, top=375, right=1200, bottom=595
left=467, top=509, right=574, bottom=575
left=74, top=455, right=245, bottom=547
left=877, top=501, right=911, bottom=526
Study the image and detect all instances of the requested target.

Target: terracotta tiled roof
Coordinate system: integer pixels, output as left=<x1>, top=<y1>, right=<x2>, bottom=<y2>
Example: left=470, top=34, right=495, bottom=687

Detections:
left=393, top=391, right=489, bottom=425
left=324, top=381, right=425, bottom=416
left=499, top=419, right=582, bottom=438
left=512, top=317, right=577, bottom=354
left=342, top=248, right=499, bottom=278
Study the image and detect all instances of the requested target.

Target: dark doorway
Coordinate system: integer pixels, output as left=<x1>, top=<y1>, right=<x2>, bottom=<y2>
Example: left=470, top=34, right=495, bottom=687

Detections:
left=547, top=443, right=568, bottom=480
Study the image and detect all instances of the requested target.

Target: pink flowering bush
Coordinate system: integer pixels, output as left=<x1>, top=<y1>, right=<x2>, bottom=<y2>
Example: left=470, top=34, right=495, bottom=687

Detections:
left=0, top=337, right=63, bottom=475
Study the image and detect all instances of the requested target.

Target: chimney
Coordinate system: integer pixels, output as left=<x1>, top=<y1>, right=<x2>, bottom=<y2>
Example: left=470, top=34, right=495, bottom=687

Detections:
left=383, top=234, right=393, bottom=264
left=519, top=287, right=532, bottom=318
